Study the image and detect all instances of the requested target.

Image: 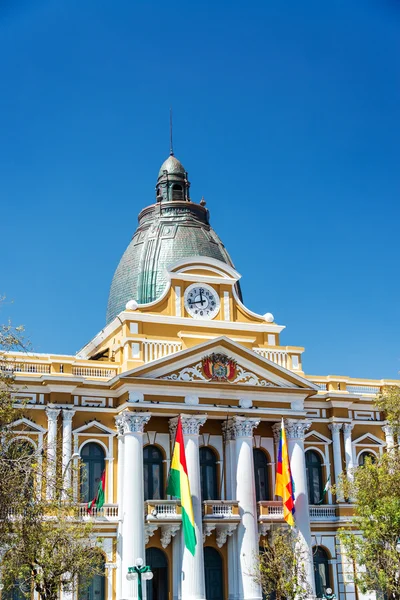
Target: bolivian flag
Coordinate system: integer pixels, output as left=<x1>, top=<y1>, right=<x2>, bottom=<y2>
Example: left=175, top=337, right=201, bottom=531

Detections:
left=166, top=416, right=196, bottom=555
left=87, top=469, right=106, bottom=513
left=275, top=419, right=295, bottom=527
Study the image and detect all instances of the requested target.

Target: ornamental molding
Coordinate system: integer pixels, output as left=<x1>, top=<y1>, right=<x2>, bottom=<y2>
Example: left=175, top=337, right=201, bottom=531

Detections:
left=118, top=411, right=151, bottom=434
left=225, top=417, right=260, bottom=439
left=62, top=409, right=76, bottom=423
left=328, top=423, right=343, bottom=434
left=169, top=415, right=207, bottom=438
left=216, top=524, right=237, bottom=548
left=203, top=524, right=216, bottom=543
left=145, top=524, right=158, bottom=544
left=160, top=355, right=276, bottom=388
left=46, top=406, right=61, bottom=422
left=284, top=419, right=311, bottom=440
left=160, top=524, right=180, bottom=549
left=342, top=423, right=355, bottom=435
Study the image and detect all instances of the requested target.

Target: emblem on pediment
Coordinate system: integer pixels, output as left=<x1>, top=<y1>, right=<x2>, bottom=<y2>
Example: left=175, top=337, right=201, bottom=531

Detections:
left=160, top=353, right=276, bottom=387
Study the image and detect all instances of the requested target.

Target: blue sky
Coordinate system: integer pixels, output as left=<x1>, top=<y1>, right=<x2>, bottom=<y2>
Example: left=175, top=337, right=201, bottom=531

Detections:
left=1, top=0, right=399, bottom=379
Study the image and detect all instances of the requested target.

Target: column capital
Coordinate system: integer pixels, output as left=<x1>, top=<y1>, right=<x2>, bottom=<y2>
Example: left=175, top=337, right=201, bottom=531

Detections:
left=284, top=419, right=311, bottom=440
left=226, top=416, right=260, bottom=439
left=46, top=406, right=61, bottom=422
left=342, top=422, right=354, bottom=435
left=382, top=423, right=394, bottom=436
left=115, top=414, right=125, bottom=436
left=118, top=411, right=150, bottom=434
left=328, top=422, right=343, bottom=434
left=62, top=409, right=76, bottom=422
left=271, top=422, right=281, bottom=444
left=169, top=414, right=207, bottom=438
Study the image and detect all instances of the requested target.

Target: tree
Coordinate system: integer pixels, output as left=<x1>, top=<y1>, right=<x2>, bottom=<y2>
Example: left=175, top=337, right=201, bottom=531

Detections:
left=337, top=385, right=400, bottom=600
left=257, top=527, right=312, bottom=600
left=0, top=309, right=103, bottom=600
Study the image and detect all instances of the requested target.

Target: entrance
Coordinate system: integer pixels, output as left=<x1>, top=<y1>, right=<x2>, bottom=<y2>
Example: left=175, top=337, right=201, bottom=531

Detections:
left=146, top=547, right=168, bottom=600
left=204, top=547, right=224, bottom=600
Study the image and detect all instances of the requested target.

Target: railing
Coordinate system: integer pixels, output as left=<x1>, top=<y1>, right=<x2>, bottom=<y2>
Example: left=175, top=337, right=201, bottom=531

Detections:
left=257, top=501, right=284, bottom=520
left=0, top=362, right=51, bottom=374
left=309, top=505, right=337, bottom=520
left=142, top=340, right=182, bottom=363
left=145, top=500, right=180, bottom=520
left=77, top=504, right=119, bottom=519
left=72, top=366, right=117, bottom=378
left=347, top=385, right=380, bottom=395
left=316, top=382, right=327, bottom=391
left=253, top=349, right=289, bottom=369
left=203, top=501, right=239, bottom=519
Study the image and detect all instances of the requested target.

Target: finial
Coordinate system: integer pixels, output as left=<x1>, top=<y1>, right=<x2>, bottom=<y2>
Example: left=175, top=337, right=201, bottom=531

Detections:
left=200, top=196, right=206, bottom=206
left=169, top=107, right=174, bottom=156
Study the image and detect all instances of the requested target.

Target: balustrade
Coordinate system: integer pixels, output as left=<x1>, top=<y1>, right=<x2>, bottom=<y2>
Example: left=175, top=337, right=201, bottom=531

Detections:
left=142, top=339, right=182, bottom=363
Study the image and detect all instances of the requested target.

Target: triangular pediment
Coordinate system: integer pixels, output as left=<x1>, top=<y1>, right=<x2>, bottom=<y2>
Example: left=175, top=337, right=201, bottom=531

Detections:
left=10, top=418, right=46, bottom=434
left=123, top=337, right=318, bottom=391
left=73, top=420, right=116, bottom=436
left=353, top=432, right=384, bottom=446
left=305, top=431, right=332, bottom=445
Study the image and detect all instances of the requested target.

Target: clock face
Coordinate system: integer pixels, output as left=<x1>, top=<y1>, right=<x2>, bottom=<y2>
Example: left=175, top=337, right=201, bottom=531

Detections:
left=184, top=284, right=220, bottom=320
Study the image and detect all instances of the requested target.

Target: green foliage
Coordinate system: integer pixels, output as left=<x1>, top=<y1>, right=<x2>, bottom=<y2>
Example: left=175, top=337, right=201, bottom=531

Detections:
left=337, top=387, right=400, bottom=600
left=257, top=527, right=312, bottom=600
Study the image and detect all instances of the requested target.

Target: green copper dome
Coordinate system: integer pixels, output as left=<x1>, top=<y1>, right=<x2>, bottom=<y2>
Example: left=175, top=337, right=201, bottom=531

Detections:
left=106, top=155, right=240, bottom=324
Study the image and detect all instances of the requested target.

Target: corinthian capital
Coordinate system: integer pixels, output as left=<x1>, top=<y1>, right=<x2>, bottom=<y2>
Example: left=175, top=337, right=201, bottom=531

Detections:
left=62, top=409, right=76, bottom=423
left=284, top=419, right=311, bottom=441
left=328, top=422, right=343, bottom=435
left=118, top=411, right=151, bottom=434
left=227, top=416, right=260, bottom=439
left=169, top=414, right=207, bottom=438
left=342, top=423, right=354, bottom=436
left=272, top=422, right=281, bottom=444
left=46, top=406, right=61, bottom=422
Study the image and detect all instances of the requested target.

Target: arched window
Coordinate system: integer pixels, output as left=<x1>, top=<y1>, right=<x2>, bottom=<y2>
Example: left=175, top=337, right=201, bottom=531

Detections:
left=146, top=547, right=168, bottom=600
left=358, top=451, right=376, bottom=466
left=78, top=556, right=105, bottom=600
left=306, top=450, right=324, bottom=505
left=253, top=449, right=270, bottom=502
left=204, top=547, right=223, bottom=599
left=200, top=447, right=218, bottom=501
left=313, top=547, right=331, bottom=598
left=171, top=183, right=183, bottom=200
left=3, top=580, right=30, bottom=600
left=7, top=440, right=35, bottom=494
left=144, top=445, right=164, bottom=501
left=80, top=443, right=105, bottom=504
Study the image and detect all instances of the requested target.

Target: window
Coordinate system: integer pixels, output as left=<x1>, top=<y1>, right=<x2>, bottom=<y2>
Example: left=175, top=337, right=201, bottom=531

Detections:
left=78, top=557, right=105, bottom=600
left=3, top=580, right=30, bottom=600
left=253, top=449, right=270, bottom=502
left=80, top=443, right=105, bottom=504
left=204, top=547, right=223, bottom=600
left=358, top=451, right=376, bottom=466
left=313, top=547, right=331, bottom=599
left=171, top=184, right=183, bottom=200
left=306, top=450, right=323, bottom=505
left=144, top=445, right=164, bottom=501
left=199, top=447, right=218, bottom=501
left=146, top=547, right=168, bottom=600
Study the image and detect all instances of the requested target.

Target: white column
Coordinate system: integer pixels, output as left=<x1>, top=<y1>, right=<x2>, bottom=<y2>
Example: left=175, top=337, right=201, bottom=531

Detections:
left=328, top=423, right=344, bottom=502
left=285, top=419, right=316, bottom=598
left=229, top=417, right=262, bottom=600
left=172, top=531, right=182, bottom=600
left=169, top=415, right=207, bottom=600
left=119, top=411, right=151, bottom=600
left=115, top=416, right=125, bottom=600
left=272, top=423, right=282, bottom=501
left=382, top=424, right=394, bottom=450
left=342, top=423, right=355, bottom=484
left=61, top=409, right=75, bottom=498
left=46, top=406, right=60, bottom=499
left=222, top=421, right=239, bottom=600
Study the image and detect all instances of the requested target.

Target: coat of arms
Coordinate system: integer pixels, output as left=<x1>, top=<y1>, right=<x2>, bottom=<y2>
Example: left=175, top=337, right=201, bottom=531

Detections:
left=201, top=353, right=237, bottom=382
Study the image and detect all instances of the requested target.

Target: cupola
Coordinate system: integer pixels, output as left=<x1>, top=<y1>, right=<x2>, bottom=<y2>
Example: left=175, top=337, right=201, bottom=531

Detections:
left=156, top=153, right=190, bottom=202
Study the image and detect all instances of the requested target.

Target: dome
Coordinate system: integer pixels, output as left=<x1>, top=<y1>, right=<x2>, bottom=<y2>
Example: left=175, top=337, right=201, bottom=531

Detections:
left=158, top=155, right=186, bottom=179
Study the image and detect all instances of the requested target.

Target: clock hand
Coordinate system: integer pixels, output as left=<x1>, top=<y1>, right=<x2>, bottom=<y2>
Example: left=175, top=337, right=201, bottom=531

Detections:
left=199, top=289, right=205, bottom=306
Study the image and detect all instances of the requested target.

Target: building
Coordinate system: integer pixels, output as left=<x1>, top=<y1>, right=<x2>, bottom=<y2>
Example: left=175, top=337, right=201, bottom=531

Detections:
left=5, top=152, right=399, bottom=600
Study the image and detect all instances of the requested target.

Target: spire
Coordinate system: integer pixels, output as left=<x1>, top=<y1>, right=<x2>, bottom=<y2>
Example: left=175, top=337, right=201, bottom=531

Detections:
left=169, top=107, right=174, bottom=156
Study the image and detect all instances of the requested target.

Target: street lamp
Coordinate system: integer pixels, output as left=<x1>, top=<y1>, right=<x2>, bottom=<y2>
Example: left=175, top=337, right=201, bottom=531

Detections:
left=127, top=558, right=153, bottom=600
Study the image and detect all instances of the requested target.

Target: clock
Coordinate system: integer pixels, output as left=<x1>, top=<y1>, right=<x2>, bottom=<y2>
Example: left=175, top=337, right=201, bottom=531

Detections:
left=184, top=283, right=220, bottom=320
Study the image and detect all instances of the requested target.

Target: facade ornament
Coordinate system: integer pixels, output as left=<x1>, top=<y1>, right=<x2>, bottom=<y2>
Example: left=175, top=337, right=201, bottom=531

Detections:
left=284, top=419, right=311, bottom=440
left=272, top=422, right=281, bottom=444
left=169, top=415, right=207, bottom=438
left=258, top=523, right=271, bottom=539
left=342, top=423, right=354, bottom=435
left=128, top=390, right=144, bottom=403
left=145, top=524, right=158, bottom=545
left=222, top=420, right=234, bottom=443
left=184, top=394, right=199, bottom=406
left=160, top=524, right=180, bottom=549
left=215, top=524, right=237, bottom=548
left=61, top=409, right=75, bottom=422
left=203, top=523, right=216, bottom=543
left=114, top=414, right=125, bottom=436
left=202, top=354, right=237, bottom=382
left=328, top=423, right=343, bottom=434
left=227, top=417, right=260, bottom=439
left=239, top=397, right=253, bottom=409
left=118, top=411, right=151, bottom=434
left=161, top=359, right=276, bottom=387
left=46, top=406, right=61, bottom=422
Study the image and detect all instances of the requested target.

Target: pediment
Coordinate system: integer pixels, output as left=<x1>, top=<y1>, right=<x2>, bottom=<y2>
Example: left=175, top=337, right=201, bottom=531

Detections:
left=73, top=420, right=116, bottom=436
left=10, top=418, right=46, bottom=434
left=125, top=337, right=318, bottom=391
left=305, top=431, right=332, bottom=445
left=353, top=432, right=384, bottom=446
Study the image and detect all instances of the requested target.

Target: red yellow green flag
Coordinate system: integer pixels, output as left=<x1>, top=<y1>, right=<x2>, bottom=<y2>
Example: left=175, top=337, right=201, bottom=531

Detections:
left=275, top=419, right=295, bottom=527
left=166, top=416, right=196, bottom=555
left=87, top=469, right=106, bottom=513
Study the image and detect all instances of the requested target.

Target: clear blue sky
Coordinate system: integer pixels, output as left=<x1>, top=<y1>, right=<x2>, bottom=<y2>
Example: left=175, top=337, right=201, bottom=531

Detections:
left=1, top=0, right=399, bottom=379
